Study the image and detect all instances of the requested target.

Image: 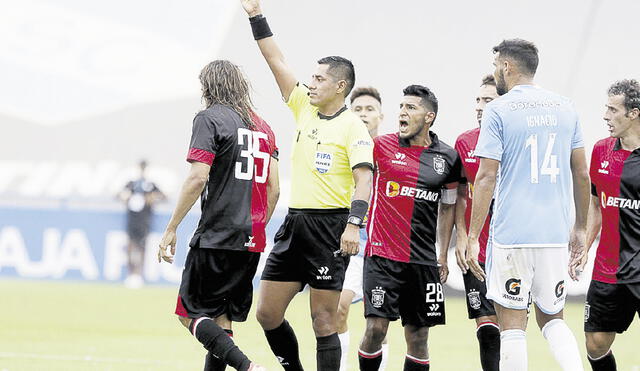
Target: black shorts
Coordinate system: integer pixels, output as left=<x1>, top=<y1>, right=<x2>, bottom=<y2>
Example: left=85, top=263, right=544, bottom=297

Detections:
left=584, top=280, right=640, bottom=333
left=175, top=247, right=260, bottom=322
left=261, top=208, right=349, bottom=291
left=363, top=255, right=445, bottom=327
left=463, top=262, right=496, bottom=319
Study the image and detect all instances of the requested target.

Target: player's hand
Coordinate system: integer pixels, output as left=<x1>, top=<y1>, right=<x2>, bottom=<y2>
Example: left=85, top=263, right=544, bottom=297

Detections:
left=578, top=249, right=589, bottom=275
left=240, top=0, right=262, bottom=17
left=465, top=238, right=485, bottom=282
left=455, top=234, right=469, bottom=274
left=438, top=256, right=449, bottom=284
left=568, top=228, right=586, bottom=281
left=158, top=229, right=177, bottom=264
left=339, top=224, right=360, bottom=256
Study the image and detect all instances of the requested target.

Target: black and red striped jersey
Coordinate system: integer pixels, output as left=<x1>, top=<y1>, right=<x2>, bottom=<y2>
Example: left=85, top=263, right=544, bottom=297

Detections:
left=590, top=137, right=640, bottom=284
left=186, top=105, right=278, bottom=253
left=366, top=132, right=462, bottom=266
left=454, top=127, right=490, bottom=264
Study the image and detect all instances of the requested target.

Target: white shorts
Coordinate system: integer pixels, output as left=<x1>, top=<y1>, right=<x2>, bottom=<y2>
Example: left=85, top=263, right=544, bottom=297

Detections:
left=342, top=255, right=364, bottom=302
left=486, top=246, right=568, bottom=314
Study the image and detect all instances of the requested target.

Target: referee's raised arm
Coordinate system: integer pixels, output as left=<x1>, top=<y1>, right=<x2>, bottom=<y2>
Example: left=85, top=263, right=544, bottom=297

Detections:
left=241, top=0, right=297, bottom=101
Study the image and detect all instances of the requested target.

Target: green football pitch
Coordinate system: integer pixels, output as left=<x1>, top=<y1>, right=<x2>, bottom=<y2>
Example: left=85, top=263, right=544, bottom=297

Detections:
left=1, top=280, right=638, bottom=371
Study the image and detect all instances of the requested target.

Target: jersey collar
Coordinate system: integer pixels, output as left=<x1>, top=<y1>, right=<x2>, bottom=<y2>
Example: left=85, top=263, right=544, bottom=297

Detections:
left=318, top=106, right=348, bottom=120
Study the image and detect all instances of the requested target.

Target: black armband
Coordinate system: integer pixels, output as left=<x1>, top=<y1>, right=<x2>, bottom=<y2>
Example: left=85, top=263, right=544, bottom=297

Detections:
left=249, top=14, right=273, bottom=40
left=349, top=199, right=369, bottom=221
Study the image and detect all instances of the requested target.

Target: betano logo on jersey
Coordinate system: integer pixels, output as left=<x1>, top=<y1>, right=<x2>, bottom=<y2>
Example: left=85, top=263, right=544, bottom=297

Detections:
left=600, top=191, right=640, bottom=210
left=385, top=181, right=439, bottom=201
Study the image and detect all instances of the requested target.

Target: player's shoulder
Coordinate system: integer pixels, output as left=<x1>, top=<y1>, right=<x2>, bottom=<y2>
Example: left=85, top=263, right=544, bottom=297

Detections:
left=593, top=136, right=617, bottom=152
left=250, top=111, right=274, bottom=134
left=374, top=132, right=399, bottom=146
left=455, top=127, right=480, bottom=145
left=433, top=133, right=457, bottom=157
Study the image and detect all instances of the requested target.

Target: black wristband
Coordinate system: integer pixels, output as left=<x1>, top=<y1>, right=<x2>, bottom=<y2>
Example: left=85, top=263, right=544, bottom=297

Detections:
left=249, top=15, right=273, bottom=40
left=349, top=199, right=369, bottom=220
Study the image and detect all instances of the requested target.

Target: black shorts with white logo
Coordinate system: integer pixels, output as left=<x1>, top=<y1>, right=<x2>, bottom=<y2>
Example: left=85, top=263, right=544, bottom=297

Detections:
left=175, top=247, right=260, bottom=322
left=363, top=255, right=445, bottom=327
left=261, top=208, right=349, bottom=291
left=463, top=262, right=496, bottom=319
left=584, top=280, right=640, bottom=333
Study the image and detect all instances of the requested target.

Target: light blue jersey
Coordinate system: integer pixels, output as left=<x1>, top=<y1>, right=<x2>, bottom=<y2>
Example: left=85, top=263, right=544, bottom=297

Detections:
left=475, top=85, right=584, bottom=248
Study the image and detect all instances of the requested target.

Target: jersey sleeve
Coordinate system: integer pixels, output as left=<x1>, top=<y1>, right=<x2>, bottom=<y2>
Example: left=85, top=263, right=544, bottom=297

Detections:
left=475, top=106, right=503, bottom=161
left=186, top=113, right=218, bottom=165
left=444, top=153, right=463, bottom=188
left=346, top=119, right=374, bottom=170
left=286, top=83, right=312, bottom=126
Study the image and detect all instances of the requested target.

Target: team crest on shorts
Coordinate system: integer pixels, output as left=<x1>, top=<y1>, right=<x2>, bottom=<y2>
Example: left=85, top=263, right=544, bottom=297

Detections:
left=315, top=151, right=332, bottom=174
left=433, top=156, right=445, bottom=175
left=468, top=290, right=482, bottom=310
left=371, top=286, right=386, bottom=308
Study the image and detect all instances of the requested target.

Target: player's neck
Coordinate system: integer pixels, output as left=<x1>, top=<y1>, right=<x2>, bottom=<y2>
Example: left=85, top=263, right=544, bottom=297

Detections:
left=408, top=130, right=432, bottom=147
left=368, top=128, right=379, bottom=138
left=317, top=99, right=346, bottom=117
left=620, top=125, right=640, bottom=151
left=507, top=75, right=534, bottom=91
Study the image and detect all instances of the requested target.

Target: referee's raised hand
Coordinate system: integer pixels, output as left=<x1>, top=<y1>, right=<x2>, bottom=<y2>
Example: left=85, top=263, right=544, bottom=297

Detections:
left=240, top=0, right=261, bottom=17
left=158, top=228, right=176, bottom=264
left=339, top=224, right=360, bottom=256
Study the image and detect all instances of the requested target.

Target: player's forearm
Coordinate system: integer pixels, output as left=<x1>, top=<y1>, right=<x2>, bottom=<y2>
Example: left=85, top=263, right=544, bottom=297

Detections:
left=585, top=196, right=602, bottom=251
left=468, top=174, right=495, bottom=240
left=166, top=174, right=207, bottom=231
left=572, top=169, right=591, bottom=231
left=437, top=203, right=456, bottom=257
left=352, top=168, right=373, bottom=202
left=266, top=183, right=279, bottom=224
left=454, top=185, right=468, bottom=240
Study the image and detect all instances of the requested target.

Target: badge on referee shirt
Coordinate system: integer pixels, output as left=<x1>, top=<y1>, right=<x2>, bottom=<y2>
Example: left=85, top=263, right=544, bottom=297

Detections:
left=315, top=151, right=333, bottom=174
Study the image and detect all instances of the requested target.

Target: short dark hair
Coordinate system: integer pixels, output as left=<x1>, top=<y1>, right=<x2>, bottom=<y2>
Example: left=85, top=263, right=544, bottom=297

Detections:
left=492, top=39, right=539, bottom=76
left=608, top=79, right=640, bottom=113
left=403, top=84, right=438, bottom=123
left=317, top=56, right=356, bottom=96
left=350, top=86, right=382, bottom=105
left=481, top=74, right=496, bottom=87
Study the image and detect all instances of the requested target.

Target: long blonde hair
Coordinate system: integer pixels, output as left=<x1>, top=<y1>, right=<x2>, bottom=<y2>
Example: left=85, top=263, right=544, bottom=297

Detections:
left=199, top=60, right=254, bottom=128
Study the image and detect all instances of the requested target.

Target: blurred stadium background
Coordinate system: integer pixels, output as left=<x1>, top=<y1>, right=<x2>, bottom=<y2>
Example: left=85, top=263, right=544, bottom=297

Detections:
left=1, top=0, right=639, bottom=369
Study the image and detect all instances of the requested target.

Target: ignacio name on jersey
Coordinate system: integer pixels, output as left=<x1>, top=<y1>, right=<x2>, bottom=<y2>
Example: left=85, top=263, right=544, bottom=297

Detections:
left=386, top=181, right=439, bottom=202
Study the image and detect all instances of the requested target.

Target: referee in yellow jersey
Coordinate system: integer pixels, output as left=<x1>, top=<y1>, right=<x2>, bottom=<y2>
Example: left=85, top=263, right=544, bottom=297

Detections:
left=240, top=1, right=373, bottom=370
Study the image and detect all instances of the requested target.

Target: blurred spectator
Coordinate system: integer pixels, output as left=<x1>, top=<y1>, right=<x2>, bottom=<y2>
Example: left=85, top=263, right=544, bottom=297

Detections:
left=117, top=160, right=166, bottom=288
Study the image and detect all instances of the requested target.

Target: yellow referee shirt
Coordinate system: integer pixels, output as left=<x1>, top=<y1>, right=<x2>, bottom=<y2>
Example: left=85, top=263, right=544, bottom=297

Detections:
left=287, top=84, right=373, bottom=209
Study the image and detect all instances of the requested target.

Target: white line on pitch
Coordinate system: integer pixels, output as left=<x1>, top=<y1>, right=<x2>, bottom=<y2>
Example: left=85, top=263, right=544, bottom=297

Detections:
left=0, top=352, right=177, bottom=365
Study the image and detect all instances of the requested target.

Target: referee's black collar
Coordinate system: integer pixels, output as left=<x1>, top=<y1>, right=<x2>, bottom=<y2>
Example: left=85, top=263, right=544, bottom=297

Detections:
left=318, top=106, right=348, bottom=120
left=399, top=131, right=440, bottom=149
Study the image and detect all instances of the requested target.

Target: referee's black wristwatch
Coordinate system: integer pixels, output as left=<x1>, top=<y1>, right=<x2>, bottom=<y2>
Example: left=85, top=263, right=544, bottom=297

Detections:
left=347, top=215, right=363, bottom=227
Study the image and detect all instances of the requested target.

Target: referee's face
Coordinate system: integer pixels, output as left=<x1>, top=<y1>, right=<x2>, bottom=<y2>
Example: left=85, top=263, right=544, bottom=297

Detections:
left=398, top=95, right=432, bottom=141
left=309, top=64, right=343, bottom=107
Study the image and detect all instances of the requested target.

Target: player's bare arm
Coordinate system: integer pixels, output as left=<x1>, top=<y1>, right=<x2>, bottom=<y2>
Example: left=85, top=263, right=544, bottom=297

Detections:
left=340, top=167, right=372, bottom=256
left=568, top=147, right=590, bottom=280
left=266, top=158, right=280, bottom=223
left=158, top=161, right=210, bottom=264
left=240, top=0, right=297, bottom=101
left=455, top=181, right=469, bottom=273
left=437, top=189, right=457, bottom=283
left=466, top=158, right=499, bottom=281
left=579, top=194, right=602, bottom=272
